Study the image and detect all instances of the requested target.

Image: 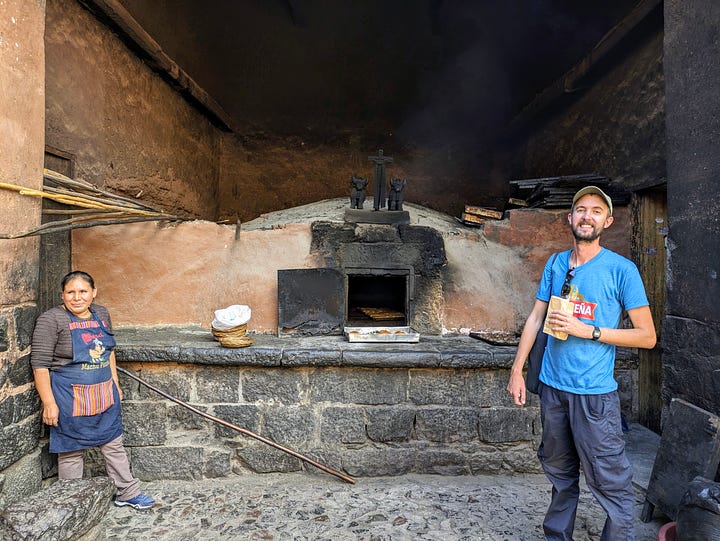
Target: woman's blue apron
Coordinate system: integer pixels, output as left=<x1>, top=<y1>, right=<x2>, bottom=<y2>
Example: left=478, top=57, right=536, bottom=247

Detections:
left=49, top=307, right=123, bottom=453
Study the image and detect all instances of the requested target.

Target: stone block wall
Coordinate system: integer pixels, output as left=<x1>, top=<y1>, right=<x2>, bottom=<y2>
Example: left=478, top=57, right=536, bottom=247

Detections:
left=0, top=308, right=41, bottom=457
left=115, top=362, right=542, bottom=480
left=0, top=306, right=44, bottom=509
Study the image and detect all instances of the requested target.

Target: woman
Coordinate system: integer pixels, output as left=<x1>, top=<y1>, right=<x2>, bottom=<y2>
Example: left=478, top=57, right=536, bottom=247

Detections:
left=31, top=270, right=154, bottom=510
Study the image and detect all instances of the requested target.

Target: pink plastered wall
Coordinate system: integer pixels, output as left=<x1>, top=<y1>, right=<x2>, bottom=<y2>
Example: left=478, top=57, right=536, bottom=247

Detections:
left=73, top=221, right=323, bottom=331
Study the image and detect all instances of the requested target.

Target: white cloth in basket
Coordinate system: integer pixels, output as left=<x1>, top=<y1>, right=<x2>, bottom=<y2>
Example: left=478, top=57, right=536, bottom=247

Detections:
left=212, top=304, right=251, bottom=330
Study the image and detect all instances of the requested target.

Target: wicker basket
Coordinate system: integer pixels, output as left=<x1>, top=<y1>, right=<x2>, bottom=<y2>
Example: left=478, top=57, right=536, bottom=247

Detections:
left=211, top=324, right=253, bottom=348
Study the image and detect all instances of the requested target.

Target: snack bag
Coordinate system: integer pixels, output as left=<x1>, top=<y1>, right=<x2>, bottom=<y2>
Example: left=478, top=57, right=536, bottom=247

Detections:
left=543, top=295, right=575, bottom=340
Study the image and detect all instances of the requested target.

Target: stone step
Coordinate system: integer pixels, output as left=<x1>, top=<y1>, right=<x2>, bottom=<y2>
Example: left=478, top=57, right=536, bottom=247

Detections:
left=0, top=477, right=114, bottom=541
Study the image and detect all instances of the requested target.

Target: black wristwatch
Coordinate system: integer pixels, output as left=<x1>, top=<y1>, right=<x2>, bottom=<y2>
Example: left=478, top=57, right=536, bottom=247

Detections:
left=591, top=326, right=601, bottom=341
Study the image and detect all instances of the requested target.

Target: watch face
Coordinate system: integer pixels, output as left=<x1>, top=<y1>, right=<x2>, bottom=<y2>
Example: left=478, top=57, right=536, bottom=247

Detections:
left=593, top=327, right=601, bottom=340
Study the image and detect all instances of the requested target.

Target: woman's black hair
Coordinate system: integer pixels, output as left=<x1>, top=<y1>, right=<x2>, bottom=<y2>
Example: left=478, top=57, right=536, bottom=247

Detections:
left=61, top=270, right=95, bottom=291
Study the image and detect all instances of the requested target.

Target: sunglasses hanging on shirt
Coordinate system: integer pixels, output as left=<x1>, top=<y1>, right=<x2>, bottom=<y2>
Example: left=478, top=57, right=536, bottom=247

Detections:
left=561, top=267, right=575, bottom=298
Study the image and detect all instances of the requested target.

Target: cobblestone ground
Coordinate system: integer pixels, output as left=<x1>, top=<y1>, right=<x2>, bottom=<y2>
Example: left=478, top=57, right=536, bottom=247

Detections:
left=85, top=473, right=666, bottom=541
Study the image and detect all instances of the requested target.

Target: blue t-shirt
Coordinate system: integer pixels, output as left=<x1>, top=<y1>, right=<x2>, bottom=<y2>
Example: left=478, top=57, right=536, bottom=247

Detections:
left=536, top=248, right=649, bottom=394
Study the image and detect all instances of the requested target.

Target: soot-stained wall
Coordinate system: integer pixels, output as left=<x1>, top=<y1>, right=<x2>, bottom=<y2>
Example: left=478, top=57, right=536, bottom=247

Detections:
left=46, top=0, right=492, bottom=224
left=497, top=12, right=665, bottom=189
left=45, top=0, right=221, bottom=220
left=45, top=1, right=653, bottom=224
left=121, top=0, right=514, bottom=221
left=218, top=135, right=487, bottom=225
left=663, top=0, right=720, bottom=419
left=120, top=1, right=643, bottom=223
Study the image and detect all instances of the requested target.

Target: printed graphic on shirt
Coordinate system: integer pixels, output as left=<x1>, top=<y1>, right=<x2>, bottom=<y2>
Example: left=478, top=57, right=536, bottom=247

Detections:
left=566, top=284, right=598, bottom=321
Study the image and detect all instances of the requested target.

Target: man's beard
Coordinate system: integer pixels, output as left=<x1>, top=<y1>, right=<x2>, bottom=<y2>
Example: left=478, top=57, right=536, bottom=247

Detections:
left=571, top=222, right=603, bottom=242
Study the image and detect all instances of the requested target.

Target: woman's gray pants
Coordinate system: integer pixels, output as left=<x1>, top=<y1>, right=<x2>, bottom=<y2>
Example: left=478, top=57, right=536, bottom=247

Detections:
left=57, top=435, right=141, bottom=500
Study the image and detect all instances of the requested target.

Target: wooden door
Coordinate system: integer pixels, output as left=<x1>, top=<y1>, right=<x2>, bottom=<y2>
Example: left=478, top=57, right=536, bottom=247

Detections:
left=39, top=147, right=74, bottom=313
left=632, top=186, right=667, bottom=432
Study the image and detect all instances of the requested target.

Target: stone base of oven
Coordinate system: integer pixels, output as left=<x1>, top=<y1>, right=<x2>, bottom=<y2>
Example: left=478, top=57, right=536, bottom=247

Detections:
left=344, top=208, right=410, bottom=224
left=102, top=327, right=638, bottom=481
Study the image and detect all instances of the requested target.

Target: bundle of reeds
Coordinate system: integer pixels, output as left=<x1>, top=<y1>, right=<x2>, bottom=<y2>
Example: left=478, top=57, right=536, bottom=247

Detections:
left=0, top=169, right=187, bottom=239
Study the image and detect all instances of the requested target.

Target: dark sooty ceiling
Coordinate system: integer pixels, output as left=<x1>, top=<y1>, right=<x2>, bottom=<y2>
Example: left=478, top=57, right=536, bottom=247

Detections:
left=118, top=0, right=640, bottom=148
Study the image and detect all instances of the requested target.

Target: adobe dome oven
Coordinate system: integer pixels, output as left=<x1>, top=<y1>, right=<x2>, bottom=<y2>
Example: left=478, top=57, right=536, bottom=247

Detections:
left=278, top=218, right=446, bottom=336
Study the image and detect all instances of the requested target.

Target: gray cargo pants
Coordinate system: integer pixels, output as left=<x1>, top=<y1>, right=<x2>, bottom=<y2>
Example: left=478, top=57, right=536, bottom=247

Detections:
left=538, top=384, right=635, bottom=541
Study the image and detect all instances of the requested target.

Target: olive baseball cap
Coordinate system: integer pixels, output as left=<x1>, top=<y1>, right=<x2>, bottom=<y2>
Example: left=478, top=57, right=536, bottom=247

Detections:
left=572, top=185, right=613, bottom=216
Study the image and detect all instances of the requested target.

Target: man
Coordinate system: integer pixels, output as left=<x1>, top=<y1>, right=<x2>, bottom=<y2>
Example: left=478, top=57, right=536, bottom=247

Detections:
left=507, top=186, right=656, bottom=541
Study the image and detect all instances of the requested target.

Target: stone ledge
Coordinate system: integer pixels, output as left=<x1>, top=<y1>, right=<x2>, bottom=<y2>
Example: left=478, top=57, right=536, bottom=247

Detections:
left=114, top=326, right=516, bottom=369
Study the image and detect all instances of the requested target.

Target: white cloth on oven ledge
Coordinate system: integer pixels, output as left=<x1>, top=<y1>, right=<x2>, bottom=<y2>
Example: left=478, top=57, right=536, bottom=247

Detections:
left=212, top=304, right=251, bottom=330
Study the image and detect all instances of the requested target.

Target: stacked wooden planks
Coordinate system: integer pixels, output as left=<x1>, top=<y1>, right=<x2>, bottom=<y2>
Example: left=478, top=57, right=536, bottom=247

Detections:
left=461, top=205, right=504, bottom=226
left=508, top=173, right=630, bottom=209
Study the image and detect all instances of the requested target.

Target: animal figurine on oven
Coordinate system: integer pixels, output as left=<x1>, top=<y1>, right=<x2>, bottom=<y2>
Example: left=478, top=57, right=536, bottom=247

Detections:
left=387, top=177, right=407, bottom=211
left=350, top=175, right=369, bottom=209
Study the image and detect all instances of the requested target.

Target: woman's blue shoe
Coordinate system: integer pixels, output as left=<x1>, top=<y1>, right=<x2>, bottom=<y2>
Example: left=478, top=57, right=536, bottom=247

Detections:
left=114, top=493, right=155, bottom=509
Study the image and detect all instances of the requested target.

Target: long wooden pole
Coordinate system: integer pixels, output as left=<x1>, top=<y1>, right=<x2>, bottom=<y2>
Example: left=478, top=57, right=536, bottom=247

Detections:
left=116, top=366, right=355, bottom=485
left=0, top=170, right=187, bottom=238
left=0, top=216, right=181, bottom=239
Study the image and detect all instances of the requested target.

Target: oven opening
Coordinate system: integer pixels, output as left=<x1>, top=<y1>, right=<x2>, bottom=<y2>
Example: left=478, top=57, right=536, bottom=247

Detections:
left=346, top=273, right=408, bottom=327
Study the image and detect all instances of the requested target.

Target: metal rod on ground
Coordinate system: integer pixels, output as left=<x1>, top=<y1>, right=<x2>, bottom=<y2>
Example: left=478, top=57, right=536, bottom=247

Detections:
left=116, top=366, right=355, bottom=484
